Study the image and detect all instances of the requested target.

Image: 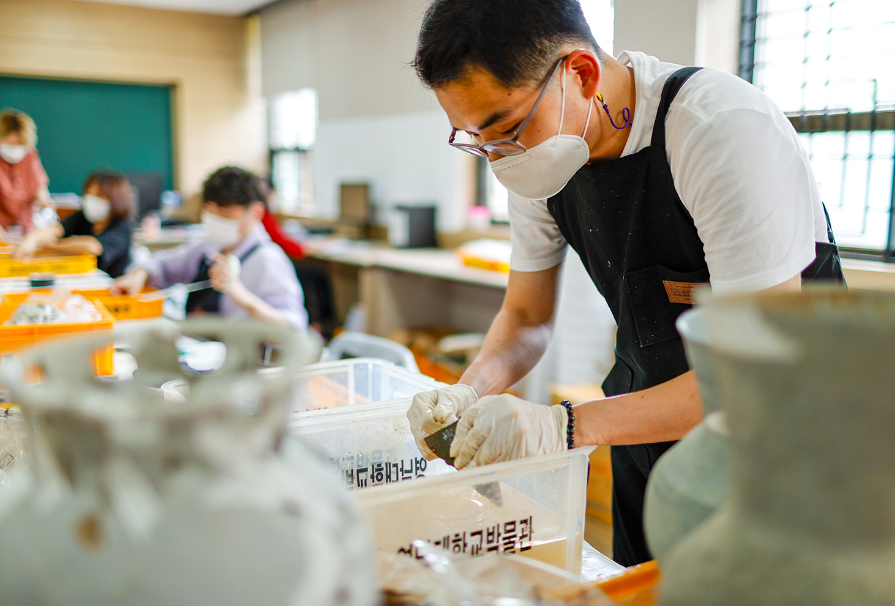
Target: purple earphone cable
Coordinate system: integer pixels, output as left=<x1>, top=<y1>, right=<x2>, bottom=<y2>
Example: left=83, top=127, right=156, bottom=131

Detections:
left=596, top=93, right=632, bottom=130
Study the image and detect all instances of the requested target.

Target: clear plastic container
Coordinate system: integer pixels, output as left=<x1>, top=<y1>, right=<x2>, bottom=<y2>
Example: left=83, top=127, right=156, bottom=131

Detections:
left=355, top=447, right=595, bottom=575
left=290, top=358, right=438, bottom=413
left=288, top=399, right=455, bottom=491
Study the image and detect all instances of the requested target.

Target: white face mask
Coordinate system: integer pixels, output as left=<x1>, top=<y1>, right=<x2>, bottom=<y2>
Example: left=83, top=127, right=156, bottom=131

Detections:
left=0, top=144, right=28, bottom=164
left=489, top=68, right=594, bottom=200
left=82, top=194, right=111, bottom=224
left=202, top=210, right=243, bottom=249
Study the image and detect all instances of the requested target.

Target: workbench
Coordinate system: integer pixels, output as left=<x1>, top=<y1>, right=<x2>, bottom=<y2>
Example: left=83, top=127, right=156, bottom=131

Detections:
left=308, top=241, right=508, bottom=338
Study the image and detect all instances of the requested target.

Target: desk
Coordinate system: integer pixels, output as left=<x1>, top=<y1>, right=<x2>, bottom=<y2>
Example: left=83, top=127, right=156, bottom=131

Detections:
left=310, top=243, right=508, bottom=339
left=134, top=227, right=203, bottom=252
left=841, top=258, right=895, bottom=291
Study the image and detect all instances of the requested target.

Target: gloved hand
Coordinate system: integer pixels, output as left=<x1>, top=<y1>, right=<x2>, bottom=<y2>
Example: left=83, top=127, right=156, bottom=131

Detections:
left=449, top=394, right=568, bottom=469
left=408, top=384, right=478, bottom=460
left=209, top=254, right=242, bottom=293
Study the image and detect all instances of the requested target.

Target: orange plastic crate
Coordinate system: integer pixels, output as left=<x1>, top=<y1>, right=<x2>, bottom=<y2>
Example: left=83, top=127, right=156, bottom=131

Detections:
left=0, top=251, right=97, bottom=278
left=545, top=560, right=660, bottom=605
left=70, top=288, right=163, bottom=321
left=598, top=560, right=660, bottom=605
left=0, top=293, right=115, bottom=376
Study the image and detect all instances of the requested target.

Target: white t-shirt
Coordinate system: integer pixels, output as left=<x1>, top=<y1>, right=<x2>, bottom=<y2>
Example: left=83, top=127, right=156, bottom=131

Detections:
left=508, top=51, right=829, bottom=293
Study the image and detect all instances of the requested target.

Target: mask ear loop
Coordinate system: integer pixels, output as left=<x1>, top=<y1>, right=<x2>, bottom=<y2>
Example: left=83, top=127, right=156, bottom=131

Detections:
left=582, top=93, right=594, bottom=138
left=595, top=92, right=632, bottom=129
left=553, top=63, right=568, bottom=149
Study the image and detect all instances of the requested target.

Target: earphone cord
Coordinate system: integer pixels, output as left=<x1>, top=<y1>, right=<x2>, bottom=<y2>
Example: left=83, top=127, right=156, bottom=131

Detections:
left=596, top=93, right=632, bottom=130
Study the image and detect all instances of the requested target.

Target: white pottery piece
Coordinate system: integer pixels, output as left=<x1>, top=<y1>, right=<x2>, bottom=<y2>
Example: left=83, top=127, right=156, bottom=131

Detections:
left=661, top=288, right=895, bottom=605
left=0, top=319, right=378, bottom=606
left=643, top=307, right=730, bottom=563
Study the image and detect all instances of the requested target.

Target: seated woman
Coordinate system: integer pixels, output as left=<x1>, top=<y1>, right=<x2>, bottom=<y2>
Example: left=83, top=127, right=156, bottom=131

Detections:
left=14, top=171, right=134, bottom=278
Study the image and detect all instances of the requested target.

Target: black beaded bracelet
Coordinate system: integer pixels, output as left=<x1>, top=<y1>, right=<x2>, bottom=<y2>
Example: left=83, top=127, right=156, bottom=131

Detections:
left=559, top=399, right=575, bottom=450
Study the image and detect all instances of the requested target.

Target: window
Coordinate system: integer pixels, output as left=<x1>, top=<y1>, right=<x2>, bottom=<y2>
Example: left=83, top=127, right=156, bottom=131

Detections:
left=477, top=0, right=615, bottom=223
left=269, top=88, right=317, bottom=214
left=742, top=0, right=895, bottom=257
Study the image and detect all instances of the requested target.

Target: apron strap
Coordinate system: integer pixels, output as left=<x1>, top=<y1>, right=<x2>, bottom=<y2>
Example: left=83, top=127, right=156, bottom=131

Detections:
left=237, top=242, right=263, bottom=263
left=650, top=66, right=703, bottom=149
left=185, top=242, right=264, bottom=314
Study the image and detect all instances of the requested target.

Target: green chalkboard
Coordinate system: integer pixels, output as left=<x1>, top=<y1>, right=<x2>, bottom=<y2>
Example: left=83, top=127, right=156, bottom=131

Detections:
left=0, top=76, right=173, bottom=195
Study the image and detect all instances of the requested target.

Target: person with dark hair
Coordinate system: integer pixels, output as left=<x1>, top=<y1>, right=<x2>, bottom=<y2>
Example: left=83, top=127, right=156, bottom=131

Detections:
left=111, top=166, right=307, bottom=330
left=0, top=108, right=53, bottom=234
left=14, top=170, right=135, bottom=278
left=406, top=0, right=845, bottom=566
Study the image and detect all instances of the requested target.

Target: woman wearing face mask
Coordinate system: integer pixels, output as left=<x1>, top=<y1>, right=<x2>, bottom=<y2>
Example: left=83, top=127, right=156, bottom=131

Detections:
left=13, top=171, right=134, bottom=278
left=0, top=109, right=53, bottom=235
left=110, top=166, right=308, bottom=330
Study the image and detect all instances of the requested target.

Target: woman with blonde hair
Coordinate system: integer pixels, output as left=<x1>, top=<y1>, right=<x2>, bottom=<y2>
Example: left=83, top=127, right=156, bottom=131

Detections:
left=15, top=171, right=134, bottom=277
left=0, top=109, right=52, bottom=234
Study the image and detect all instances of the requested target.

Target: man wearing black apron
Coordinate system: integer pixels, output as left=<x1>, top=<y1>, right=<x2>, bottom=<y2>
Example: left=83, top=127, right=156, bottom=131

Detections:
left=407, top=0, right=844, bottom=566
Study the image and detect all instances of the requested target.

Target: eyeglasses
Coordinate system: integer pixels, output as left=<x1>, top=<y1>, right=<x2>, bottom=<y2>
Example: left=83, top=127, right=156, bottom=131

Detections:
left=448, top=56, right=566, bottom=158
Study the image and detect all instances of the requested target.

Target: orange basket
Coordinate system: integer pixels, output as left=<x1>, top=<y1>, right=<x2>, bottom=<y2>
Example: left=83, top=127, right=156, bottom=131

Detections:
left=0, top=251, right=97, bottom=278
left=0, top=293, right=115, bottom=376
left=70, top=288, right=163, bottom=321
left=545, top=560, right=660, bottom=605
left=598, top=560, right=660, bottom=605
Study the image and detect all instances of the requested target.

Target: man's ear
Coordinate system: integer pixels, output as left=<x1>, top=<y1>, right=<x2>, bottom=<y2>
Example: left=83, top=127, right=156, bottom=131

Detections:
left=250, top=200, right=266, bottom=220
left=566, top=49, right=601, bottom=98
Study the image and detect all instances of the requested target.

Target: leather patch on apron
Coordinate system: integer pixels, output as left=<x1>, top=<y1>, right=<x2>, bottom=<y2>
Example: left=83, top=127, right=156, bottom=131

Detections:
left=662, top=280, right=700, bottom=305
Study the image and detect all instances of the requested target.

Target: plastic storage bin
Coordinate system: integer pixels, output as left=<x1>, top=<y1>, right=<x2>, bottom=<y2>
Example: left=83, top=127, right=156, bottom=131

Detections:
left=0, top=293, right=115, bottom=375
left=355, top=447, right=594, bottom=575
left=70, top=288, right=163, bottom=321
left=0, top=252, right=96, bottom=278
left=290, top=358, right=439, bottom=413
left=288, top=399, right=455, bottom=491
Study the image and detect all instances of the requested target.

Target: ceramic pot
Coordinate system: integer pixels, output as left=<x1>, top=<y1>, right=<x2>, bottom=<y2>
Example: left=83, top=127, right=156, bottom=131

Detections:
left=0, top=319, right=377, bottom=606
left=661, top=288, right=895, bottom=606
left=643, top=308, right=730, bottom=563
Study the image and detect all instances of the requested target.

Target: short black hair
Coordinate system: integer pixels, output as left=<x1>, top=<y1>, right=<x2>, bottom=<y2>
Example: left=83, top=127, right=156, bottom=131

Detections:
left=413, top=0, right=602, bottom=90
left=202, top=166, right=263, bottom=208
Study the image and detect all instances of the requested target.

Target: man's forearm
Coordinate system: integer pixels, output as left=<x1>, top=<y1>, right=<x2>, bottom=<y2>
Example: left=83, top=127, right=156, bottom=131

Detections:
left=227, top=282, right=290, bottom=328
left=574, top=370, right=703, bottom=446
left=459, top=307, right=554, bottom=397
left=47, top=236, right=102, bottom=256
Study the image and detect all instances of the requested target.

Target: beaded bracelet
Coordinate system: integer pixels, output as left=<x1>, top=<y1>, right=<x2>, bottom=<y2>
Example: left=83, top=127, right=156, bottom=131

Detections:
left=559, top=399, right=575, bottom=450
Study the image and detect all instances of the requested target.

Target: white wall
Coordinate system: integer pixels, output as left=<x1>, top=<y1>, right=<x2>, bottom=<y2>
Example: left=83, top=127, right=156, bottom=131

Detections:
left=695, top=0, right=741, bottom=74
left=614, top=0, right=700, bottom=65
left=260, top=0, right=475, bottom=231
left=614, top=0, right=740, bottom=72
left=314, top=112, right=474, bottom=232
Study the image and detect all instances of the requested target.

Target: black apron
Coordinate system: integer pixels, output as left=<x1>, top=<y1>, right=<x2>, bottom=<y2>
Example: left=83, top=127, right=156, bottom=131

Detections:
left=547, top=67, right=845, bottom=566
left=185, top=243, right=261, bottom=314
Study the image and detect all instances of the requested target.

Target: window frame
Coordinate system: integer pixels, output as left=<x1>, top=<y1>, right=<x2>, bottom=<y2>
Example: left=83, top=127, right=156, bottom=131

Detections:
left=740, top=0, right=895, bottom=260
left=267, top=89, right=318, bottom=216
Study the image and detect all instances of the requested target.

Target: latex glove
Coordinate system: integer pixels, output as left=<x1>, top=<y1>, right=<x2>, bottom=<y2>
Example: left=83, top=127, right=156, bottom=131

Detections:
left=407, top=384, right=478, bottom=460
left=209, top=254, right=242, bottom=293
left=449, top=394, right=568, bottom=469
